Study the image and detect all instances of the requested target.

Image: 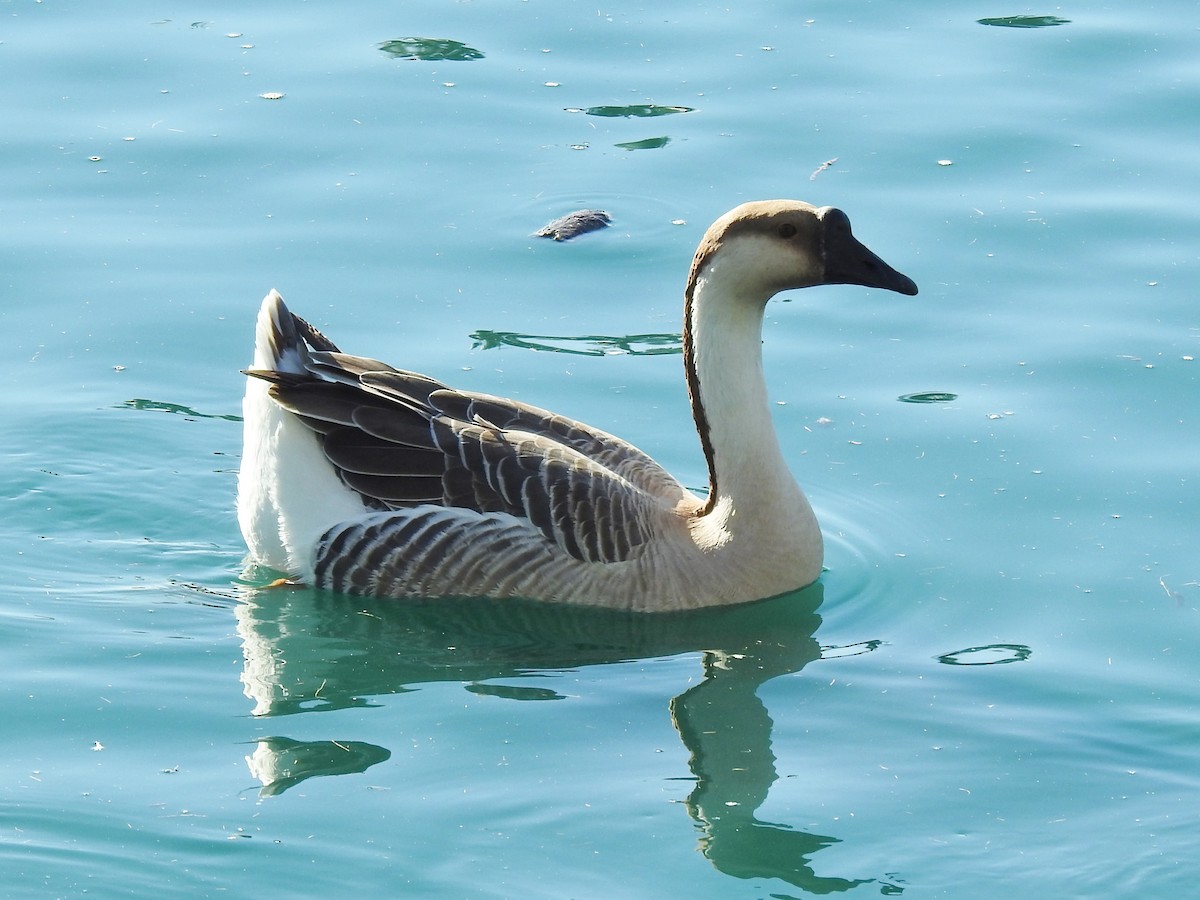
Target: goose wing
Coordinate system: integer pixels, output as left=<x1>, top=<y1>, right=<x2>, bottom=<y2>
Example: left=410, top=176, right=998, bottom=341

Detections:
left=249, top=317, right=694, bottom=565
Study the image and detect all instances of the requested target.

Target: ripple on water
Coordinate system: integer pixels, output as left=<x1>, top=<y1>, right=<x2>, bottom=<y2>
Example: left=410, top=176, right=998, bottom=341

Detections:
left=897, top=390, right=958, bottom=404
left=812, top=482, right=925, bottom=640
left=936, top=643, right=1033, bottom=666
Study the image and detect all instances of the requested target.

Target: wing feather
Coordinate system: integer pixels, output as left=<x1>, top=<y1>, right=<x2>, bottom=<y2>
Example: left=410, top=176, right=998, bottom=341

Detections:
left=258, top=311, right=694, bottom=565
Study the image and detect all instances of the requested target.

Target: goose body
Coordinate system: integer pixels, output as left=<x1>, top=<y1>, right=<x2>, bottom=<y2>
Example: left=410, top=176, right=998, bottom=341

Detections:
left=237, top=200, right=917, bottom=612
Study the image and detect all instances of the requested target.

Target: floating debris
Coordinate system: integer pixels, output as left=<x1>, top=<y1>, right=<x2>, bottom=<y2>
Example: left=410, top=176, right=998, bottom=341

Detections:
left=809, top=157, right=838, bottom=181
left=534, top=209, right=612, bottom=241
left=259, top=92, right=284, bottom=100
left=378, top=37, right=484, bottom=61
left=581, top=103, right=693, bottom=118
left=937, top=159, right=954, bottom=166
left=977, top=15, right=1070, bottom=28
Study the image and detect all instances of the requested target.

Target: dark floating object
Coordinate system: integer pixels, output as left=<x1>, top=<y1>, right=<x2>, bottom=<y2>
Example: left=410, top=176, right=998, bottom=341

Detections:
left=937, top=644, right=1032, bottom=666
left=977, top=15, right=1070, bottom=27
left=897, top=391, right=958, bottom=404
left=615, top=136, right=672, bottom=151
left=471, top=330, right=681, bottom=357
left=534, top=209, right=612, bottom=241
left=378, top=37, right=485, bottom=61
left=583, top=104, right=693, bottom=118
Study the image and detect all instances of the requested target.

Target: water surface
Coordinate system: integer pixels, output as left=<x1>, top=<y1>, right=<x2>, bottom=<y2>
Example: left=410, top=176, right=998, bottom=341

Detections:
left=2, top=2, right=1198, bottom=896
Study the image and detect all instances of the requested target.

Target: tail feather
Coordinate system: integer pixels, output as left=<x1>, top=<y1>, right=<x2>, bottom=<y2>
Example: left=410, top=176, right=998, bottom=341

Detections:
left=252, top=289, right=311, bottom=374
left=237, top=290, right=365, bottom=578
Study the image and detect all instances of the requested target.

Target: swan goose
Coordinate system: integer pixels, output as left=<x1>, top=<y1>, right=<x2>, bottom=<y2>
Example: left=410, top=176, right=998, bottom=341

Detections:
left=237, top=200, right=917, bottom=611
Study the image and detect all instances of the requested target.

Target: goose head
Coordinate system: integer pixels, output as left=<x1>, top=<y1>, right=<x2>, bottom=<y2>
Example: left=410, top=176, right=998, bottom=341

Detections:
left=681, top=200, right=918, bottom=523
left=688, top=200, right=918, bottom=302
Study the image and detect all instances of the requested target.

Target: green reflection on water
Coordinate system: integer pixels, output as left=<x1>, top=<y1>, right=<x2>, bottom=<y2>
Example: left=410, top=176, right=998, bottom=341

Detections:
left=897, top=391, right=958, bottom=404
left=234, top=583, right=886, bottom=891
left=378, top=37, right=485, bottom=61
left=583, top=104, right=693, bottom=118
left=247, top=737, right=391, bottom=797
left=977, top=15, right=1070, bottom=27
left=470, top=330, right=681, bottom=357
left=615, top=136, right=672, bottom=151
left=121, top=398, right=242, bottom=421
left=937, top=643, right=1033, bottom=666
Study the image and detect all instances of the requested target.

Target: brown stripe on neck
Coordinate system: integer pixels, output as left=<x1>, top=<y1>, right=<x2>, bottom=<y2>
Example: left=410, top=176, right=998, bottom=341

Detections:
left=682, top=243, right=721, bottom=515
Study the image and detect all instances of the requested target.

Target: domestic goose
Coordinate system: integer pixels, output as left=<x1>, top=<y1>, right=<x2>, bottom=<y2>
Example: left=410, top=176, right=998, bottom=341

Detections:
left=237, top=200, right=917, bottom=611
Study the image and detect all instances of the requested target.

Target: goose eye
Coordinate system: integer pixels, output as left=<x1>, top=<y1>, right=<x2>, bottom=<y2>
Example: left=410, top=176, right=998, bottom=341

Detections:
left=777, top=223, right=798, bottom=239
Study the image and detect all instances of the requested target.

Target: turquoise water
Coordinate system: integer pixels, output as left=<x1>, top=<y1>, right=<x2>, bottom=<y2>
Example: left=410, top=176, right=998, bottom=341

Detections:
left=2, top=1, right=1197, bottom=896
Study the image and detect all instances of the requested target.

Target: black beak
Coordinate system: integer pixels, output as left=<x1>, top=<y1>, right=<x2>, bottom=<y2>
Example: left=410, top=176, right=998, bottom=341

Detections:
left=821, top=208, right=918, bottom=296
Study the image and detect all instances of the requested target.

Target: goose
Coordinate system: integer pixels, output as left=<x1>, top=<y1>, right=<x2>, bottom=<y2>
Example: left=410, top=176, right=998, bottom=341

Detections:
left=237, top=200, right=917, bottom=612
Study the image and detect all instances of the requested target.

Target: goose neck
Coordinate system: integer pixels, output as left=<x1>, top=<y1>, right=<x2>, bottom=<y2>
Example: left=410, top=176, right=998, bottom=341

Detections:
left=683, top=268, right=797, bottom=518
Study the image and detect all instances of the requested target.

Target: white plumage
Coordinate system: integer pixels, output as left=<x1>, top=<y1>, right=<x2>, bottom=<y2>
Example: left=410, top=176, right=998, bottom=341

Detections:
left=237, top=200, right=917, bottom=611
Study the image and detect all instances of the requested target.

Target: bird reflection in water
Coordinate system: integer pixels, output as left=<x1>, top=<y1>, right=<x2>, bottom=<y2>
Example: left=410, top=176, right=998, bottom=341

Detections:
left=234, top=581, right=886, bottom=892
